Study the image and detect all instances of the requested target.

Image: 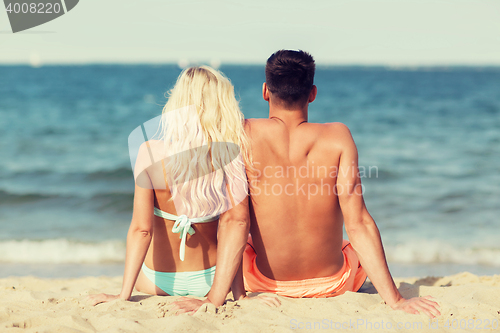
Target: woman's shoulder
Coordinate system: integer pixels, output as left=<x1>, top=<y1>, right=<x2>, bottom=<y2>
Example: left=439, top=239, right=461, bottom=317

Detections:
left=137, top=140, right=166, bottom=158
left=134, top=140, right=166, bottom=176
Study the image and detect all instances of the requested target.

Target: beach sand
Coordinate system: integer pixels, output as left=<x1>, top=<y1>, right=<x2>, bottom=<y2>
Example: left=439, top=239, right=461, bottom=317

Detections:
left=1, top=272, right=499, bottom=332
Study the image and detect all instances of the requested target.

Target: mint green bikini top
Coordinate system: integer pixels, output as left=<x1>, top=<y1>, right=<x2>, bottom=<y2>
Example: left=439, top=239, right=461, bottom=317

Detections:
left=153, top=207, right=219, bottom=261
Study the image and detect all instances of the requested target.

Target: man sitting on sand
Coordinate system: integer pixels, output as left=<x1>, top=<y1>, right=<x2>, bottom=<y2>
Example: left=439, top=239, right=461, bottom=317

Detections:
left=239, top=50, right=441, bottom=318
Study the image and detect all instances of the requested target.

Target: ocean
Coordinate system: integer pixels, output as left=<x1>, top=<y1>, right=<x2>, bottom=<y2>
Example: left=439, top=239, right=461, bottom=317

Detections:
left=0, top=64, right=499, bottom=278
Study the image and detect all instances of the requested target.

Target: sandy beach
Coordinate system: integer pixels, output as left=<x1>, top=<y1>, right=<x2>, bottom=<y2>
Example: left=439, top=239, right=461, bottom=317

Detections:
left=1, top=272, right=498, bottom=332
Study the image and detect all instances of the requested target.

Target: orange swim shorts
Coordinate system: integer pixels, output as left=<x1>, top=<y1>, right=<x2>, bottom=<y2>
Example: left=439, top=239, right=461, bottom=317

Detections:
left=242, top=238, right=367, bottom=298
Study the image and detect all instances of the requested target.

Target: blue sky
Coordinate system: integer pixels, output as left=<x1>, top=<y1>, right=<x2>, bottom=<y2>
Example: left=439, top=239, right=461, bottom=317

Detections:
left=1, top=0, right=499, bottom=65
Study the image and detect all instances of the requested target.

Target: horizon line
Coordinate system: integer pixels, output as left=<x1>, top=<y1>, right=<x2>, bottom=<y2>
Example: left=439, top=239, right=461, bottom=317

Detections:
left=1, top=61, right=500, bottom=69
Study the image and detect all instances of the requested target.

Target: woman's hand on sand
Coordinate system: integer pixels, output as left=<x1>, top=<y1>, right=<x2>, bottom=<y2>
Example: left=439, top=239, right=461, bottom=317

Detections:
left=391, top=296, right=441, bottom=318
left=87, top=293, right=122, bottom=306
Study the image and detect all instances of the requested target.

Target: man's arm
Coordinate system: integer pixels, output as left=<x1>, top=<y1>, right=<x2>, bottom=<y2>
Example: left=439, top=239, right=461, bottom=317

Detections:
left=335, top=124, right=440, bottom=318
left=230, top=262, right=247, bottom=301
left=206, top=196, right=250, bottom=305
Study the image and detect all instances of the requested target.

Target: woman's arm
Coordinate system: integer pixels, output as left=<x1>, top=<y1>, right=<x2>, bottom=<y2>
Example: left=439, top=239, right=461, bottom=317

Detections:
left=119, top=183, right=154, bottom=300
left=89, top=142, right=155, bottom=306
left=88, top=183, right=154, bottom=305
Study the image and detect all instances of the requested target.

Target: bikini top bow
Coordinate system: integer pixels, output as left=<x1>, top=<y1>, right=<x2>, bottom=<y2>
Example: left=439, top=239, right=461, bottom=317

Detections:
left=153, top=207, right=220, bottom=261
left=171, top=215, right=195, bottom=261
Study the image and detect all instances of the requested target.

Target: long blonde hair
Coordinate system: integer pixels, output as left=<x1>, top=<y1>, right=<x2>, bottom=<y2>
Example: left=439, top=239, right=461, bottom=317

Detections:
left=159, top=66, right=250, bottom=217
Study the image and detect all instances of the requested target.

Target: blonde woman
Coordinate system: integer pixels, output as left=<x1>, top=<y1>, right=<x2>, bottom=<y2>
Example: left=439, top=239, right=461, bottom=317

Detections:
left=89, top=66, right=252, bottom=311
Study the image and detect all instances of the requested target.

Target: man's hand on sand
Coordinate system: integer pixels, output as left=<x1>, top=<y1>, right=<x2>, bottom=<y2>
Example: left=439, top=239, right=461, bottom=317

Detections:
left=169, top=297, right=212, bottom=315
left=391, top=296, right=441, bottom=318
left=237, top=293, right=281, bottom=307
left=170, top=294, right=281, bottom=315
left=87, top=293, right=122, bottom=306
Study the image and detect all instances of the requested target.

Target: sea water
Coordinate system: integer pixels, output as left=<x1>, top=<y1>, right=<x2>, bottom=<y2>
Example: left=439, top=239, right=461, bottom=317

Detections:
left=0, top=65, right=499, bottom=278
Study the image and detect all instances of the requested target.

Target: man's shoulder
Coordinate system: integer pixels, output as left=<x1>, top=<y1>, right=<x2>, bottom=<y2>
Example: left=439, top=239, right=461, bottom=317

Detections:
left=308, top=122, right=353, bottom=138
left=245, top=118, right=276, bottom=126
left=246, top=119, right=350, bottom=131
left=245, top=118, right=280, bottom=136
left=313, top=121, right=350, bottom=131
left=245, top=119, right=354, bottom=143
left=303, top=122, right=355, bottom=154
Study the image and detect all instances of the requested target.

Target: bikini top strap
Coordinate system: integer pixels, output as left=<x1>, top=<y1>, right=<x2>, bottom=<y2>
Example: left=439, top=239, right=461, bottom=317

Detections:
left=160, top=158, right=169, bottom=191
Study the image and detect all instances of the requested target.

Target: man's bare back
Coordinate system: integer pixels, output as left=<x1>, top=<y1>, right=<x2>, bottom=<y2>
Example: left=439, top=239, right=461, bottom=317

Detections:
left=245, top=118, right=352, bottom=281
left=238, top=50, right=440, bottom=318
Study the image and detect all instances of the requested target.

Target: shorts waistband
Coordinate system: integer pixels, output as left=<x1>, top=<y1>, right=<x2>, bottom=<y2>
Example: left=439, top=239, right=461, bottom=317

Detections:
left=252, top=252, right=349, bottom=287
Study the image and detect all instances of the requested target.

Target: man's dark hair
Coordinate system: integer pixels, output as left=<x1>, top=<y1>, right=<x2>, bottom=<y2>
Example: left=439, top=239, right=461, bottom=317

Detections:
left=265, top=50, right=315, bottom=105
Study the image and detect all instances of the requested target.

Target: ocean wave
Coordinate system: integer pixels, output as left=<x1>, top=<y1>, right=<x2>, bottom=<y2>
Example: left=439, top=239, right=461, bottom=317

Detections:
left=2, top=167, right=132, bottom=181
left=90, top=192, right=134, bottom=211
left=85, top=167, right=133, bottom=181
left=1, top=238, right=499, bottom=266
left=0, top=239, right=125, bottom=264
left=0, top=190, right=62, bottom=204
left=360, top=168, right=400, bottom=181
left=0, top=189, right=133, bottom=208
left=385, top=240, right=500, bottom=266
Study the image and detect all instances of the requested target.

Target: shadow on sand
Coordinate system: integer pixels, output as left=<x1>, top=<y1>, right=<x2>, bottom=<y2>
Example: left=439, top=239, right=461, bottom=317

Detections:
left=358, top=276, right=451, bottom=298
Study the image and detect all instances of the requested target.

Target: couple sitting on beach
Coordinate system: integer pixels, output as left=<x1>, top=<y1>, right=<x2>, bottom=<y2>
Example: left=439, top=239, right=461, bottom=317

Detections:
left=89, top=50, right=440, bottom=318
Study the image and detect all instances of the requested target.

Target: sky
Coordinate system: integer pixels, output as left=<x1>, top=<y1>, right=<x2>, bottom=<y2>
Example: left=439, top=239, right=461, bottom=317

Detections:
left=1, top=0, right=499, bottom=65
